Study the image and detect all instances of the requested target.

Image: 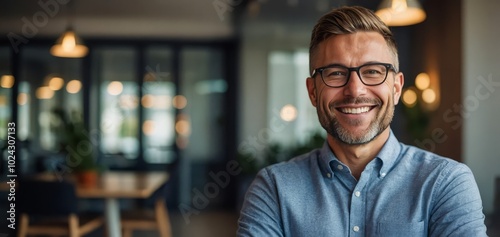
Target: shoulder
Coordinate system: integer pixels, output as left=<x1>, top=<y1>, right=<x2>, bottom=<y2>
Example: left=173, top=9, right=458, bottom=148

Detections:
left=401, top=144, right=467, bottom=168
left=249, top=148, right=324, bottom=193
left=399, top=144, right=475, bottom=184
left=242, top=148, right=323, bottom=208
left=261, top=148, right=322, bottom=179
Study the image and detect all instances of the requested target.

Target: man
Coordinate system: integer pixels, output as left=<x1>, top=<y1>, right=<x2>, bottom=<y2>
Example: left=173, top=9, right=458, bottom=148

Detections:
left=237, top=6, right=487, bottom=237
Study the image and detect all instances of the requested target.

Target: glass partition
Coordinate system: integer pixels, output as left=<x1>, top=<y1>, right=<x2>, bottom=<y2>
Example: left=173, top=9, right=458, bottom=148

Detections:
left=1, top=40, right=237, bottom=208
left=180, top=48, right=227, bottom=162
left=142, top=47, right=176, bottom=164
left=2, top=40, right=236, bottom=179
left=19, top=47, right=84, bottom=151
left=268, top=50, right=323, bottom=146
left=94, top=48, right=140, bottom=161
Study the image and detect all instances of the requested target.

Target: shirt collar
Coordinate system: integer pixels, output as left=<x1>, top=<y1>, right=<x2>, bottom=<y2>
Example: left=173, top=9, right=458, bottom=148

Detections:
left=318, top=130, right=402, bottom=178
left=375, top=130, right=401, bottom=177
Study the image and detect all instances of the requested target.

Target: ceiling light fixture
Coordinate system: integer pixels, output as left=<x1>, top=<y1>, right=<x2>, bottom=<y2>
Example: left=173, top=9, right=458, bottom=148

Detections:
left=50, top=27, right=88, bottom=58
left=50, top=0, right=88, bottom=58
left=375, top=0, right=426, bottom=26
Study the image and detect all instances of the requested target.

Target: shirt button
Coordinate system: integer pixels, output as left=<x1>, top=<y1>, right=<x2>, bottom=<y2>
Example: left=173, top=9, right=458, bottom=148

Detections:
left=337, top=165, right=343, bottom=170
left=354, top=191, right=361, bottom=197
left=381, top=172, right=386, bottom=177
left=353, top=226, right=360, bottom=232
left=326, top=173, right=331, bottom=178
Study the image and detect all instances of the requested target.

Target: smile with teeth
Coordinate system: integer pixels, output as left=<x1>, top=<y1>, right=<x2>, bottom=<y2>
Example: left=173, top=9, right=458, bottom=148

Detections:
left=339, top=107, right=372, bottom=114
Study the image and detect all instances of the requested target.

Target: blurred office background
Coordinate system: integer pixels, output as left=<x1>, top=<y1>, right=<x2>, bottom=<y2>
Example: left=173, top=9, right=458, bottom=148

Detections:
left=0, top=0, right=499, bottom=236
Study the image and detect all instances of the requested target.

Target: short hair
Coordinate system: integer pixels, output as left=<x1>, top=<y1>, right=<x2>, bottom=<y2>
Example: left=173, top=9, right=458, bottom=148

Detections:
left=309, top=6, right=399, bottom=74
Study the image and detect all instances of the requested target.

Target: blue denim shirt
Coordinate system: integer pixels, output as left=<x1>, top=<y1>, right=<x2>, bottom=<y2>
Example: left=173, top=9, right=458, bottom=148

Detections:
left=237, top=132, right=487, bottom=236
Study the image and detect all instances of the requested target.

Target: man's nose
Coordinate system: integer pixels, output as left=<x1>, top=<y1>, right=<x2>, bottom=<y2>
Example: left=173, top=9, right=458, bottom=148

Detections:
left=343, top=71, right=367, bottom=97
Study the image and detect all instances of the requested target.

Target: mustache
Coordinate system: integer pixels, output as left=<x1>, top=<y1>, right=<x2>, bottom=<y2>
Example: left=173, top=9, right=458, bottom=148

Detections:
left=331, top=97, right=382, bottom=107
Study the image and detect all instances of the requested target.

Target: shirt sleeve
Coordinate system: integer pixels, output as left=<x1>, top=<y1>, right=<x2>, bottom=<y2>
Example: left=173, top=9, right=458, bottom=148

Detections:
left=429, top=162, right=488, bottom=236
left=237, top=168, right=284, bottom=237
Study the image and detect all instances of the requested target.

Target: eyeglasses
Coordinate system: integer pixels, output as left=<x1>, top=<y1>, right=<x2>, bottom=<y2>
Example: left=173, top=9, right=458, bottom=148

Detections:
left=311, top=63, right=397, bottom=88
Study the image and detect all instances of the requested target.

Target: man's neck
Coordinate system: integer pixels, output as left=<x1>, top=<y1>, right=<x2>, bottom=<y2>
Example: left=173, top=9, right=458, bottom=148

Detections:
left=327, top=128, right=391, bottom=180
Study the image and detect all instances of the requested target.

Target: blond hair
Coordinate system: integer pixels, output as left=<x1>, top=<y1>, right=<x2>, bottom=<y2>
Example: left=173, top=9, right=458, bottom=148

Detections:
left=309, top=6, right=399, bottom=73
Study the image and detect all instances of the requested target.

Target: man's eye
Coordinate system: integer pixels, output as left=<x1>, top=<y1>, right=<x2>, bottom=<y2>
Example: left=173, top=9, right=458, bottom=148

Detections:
left=325, top=71, right=346, bottom=77
left=364, top=70, right=382, bottom=75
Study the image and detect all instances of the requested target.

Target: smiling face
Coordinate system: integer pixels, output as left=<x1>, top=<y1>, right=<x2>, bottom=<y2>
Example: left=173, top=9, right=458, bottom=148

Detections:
left=307, top=32, right=404, bottom=145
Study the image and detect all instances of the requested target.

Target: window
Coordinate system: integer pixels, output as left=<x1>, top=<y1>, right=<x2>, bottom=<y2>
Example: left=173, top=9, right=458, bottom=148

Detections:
left=142, top=47, right=176, bottom=164
left=3, top=40, right=237, bottom=178
left=19, top=46, right=84, bottom=151
left=94, top=48, right=140, bottom=160
left=267, top=50, right=323, bottom=146
left=180, top=48, right=227, bottom=162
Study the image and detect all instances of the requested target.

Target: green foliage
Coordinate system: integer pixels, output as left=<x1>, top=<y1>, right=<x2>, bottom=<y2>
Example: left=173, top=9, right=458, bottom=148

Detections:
left=51, top=108, right=100, bottom=172
left=402, top=103, right=430, bottom=141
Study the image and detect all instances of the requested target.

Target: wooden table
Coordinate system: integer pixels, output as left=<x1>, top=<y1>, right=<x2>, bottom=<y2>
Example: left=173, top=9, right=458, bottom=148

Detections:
left=33, top=171, right=169, bottom=237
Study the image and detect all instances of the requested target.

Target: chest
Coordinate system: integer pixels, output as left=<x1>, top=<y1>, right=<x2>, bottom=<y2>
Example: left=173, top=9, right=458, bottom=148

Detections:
left=276, top=170, right=433, bottom=236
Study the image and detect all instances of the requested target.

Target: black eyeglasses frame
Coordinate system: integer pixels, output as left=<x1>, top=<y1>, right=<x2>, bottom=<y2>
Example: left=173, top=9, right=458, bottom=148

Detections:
left=311, top=62, right=398, bottom=88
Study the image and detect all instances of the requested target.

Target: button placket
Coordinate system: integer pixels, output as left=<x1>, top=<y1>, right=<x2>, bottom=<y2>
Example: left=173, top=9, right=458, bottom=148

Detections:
left=348, top=165, right=372, bottom=236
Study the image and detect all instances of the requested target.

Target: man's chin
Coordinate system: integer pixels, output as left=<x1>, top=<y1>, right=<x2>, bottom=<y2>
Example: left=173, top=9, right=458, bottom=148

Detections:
left=337, top=135, right=373, bottom=146
left=332, top=126, right=380, bottom=145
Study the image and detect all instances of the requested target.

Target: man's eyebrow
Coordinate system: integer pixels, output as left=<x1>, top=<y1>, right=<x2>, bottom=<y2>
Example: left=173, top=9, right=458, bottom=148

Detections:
left=318, top=61, right=389, bottom=68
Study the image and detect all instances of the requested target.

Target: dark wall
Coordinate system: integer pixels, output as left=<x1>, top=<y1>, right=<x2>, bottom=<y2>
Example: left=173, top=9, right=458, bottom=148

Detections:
left=411, top=0, right=463, bottom=161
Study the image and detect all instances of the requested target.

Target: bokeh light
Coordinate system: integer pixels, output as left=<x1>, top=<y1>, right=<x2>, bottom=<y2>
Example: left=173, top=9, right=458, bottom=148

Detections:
left=280, top=104, right=298, bottom=122
left=422, top=88, right=436, bottom=104
left=107, top=81, right=123, bottom=96
left=415, top=73, right=430, bottom=90
left=17, top=93, right=29, bottom=105
left=0, top=75, right=14, bottom=88
left=172, top=95, right=187, bottom=109
left=143, top=120, right=155, bottom=136
left=142, top=94, right=154, bottom=108
left=66, top=80, right=82, bottom=94
left=48, top=77, right=64, bottom=91
left=402, top=88, right=418, bottom=107
left=36, top=86, right=54, bottom=99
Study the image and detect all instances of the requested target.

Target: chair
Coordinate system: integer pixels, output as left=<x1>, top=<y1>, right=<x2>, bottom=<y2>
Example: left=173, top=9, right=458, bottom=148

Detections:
left=17, top=178, right=104, bottom=237
left=120, top=182, right=172, bottom=237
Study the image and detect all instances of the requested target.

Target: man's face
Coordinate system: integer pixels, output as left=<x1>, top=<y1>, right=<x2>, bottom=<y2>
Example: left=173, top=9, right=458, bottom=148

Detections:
left=306, top=32, right=404, bottom=145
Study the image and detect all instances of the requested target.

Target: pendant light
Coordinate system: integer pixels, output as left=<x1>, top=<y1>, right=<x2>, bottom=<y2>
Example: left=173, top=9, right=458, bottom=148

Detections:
left=50, top=0, right=87, bottom=58
left=50, top=27, right=88, bottom=58
left=375, top=0, right=426, bottom=26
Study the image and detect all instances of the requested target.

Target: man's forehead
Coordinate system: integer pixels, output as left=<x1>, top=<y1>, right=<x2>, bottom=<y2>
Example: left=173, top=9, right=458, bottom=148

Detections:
left=311, top=32, right=392, bottom=65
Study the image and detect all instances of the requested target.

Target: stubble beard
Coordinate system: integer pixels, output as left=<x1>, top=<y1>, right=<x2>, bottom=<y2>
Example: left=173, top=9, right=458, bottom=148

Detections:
left=318, top=97, right=394, bottom=145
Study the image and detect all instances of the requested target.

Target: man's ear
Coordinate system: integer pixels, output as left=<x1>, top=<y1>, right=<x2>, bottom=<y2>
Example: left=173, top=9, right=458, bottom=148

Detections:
left=393, top=72, right=404, bottom=105
left=306, top=77, right=318, bottom=107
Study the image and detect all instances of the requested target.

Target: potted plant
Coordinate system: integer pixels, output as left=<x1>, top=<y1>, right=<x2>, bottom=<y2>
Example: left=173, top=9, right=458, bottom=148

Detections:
left=52, top=108, right=102, bottom=187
